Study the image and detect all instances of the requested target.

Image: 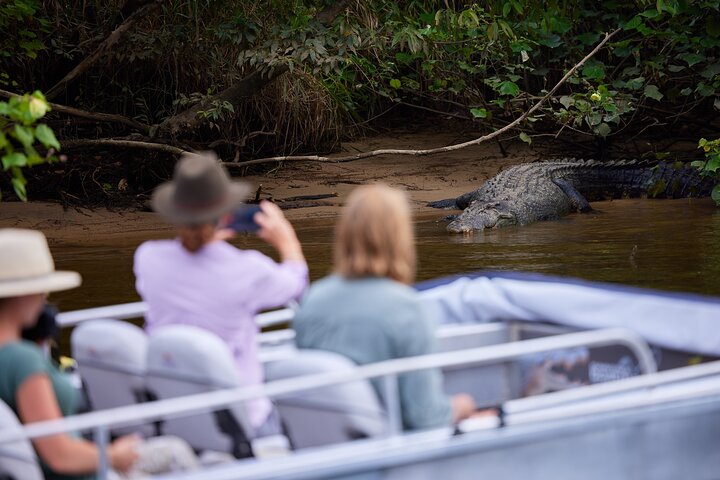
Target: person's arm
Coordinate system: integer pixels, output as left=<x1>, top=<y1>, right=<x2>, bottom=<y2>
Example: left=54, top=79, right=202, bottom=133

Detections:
left=450, top=393, right=477, bottom=423
left=16, top=374, right=138, bottom=474
left=133, top=242, right=149, bottom=299
left=243, top=201, right=308, bottom=311
left=246, top=252, right=309, bottom=311
left=254, top=200, right=305, bottom=263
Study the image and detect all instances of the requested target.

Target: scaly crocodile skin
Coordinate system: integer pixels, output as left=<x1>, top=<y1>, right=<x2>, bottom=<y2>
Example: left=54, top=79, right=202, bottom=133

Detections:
left=428, top=159, right=713, bottom=233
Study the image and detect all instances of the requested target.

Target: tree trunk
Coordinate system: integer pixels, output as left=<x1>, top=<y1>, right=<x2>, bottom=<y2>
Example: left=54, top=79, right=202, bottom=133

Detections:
left=46, top=0, right=164, bottom=101
left=156, top=68, right=288, bottom=137
left=156, top=0, right=353, bottom=137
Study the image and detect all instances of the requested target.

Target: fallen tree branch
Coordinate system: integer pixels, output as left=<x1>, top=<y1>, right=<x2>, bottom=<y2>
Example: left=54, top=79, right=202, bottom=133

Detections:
left=61, top=138, right=187, bottom=155
left=46, top=0, right=164, bottom=100
left=0, top=89, right=151, bottom=134
left=224, top=29, right=619, bottom=168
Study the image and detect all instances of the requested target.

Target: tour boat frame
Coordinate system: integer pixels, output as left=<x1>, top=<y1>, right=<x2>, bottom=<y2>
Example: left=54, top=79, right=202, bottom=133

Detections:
left=2, top=272, right=720, bottom=480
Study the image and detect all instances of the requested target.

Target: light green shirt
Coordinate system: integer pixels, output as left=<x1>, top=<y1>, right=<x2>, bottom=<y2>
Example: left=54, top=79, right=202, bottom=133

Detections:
left=293, top=275, right=452, bottom=430
left=0, top=340, right=93, bottom=480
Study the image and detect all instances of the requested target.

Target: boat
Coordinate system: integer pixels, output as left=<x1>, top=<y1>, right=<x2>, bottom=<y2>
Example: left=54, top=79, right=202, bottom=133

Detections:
left=2, top=272, right=720, bottom=480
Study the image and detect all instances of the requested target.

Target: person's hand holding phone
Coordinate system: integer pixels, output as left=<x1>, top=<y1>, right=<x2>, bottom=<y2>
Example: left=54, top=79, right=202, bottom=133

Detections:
left=215, top=205, right=262, bottom=242
left=254, top=200, right=305, bottom=263
left=227, top=205, right=262, bottom=233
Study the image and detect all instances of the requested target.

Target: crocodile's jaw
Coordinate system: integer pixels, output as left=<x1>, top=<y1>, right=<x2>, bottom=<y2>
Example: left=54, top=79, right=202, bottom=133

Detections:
left=447, top=205, right=516, bottom=233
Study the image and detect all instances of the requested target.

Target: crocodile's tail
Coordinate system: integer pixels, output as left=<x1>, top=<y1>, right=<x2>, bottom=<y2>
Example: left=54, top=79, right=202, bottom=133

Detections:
left=427, top=198, right=459, bottom=209
left=645, top=161, right=715, bottom=198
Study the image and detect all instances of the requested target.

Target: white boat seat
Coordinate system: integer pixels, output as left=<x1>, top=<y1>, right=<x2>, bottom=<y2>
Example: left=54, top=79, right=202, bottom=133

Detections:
left=264, top=349, right=387, bottom=449
left=71, top=319, right=155, bottom=437
left=0, top=400, right=43, bottom=480
left=146, top=326, right=254, bottom=459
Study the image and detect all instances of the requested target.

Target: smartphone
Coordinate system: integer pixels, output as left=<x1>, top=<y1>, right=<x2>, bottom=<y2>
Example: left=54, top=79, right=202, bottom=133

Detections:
left=227, top=205, right=261, bottom=233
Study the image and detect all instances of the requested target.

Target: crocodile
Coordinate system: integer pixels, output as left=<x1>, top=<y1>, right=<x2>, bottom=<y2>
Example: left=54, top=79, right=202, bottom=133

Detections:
left=429, top=159, right=713, bottom=233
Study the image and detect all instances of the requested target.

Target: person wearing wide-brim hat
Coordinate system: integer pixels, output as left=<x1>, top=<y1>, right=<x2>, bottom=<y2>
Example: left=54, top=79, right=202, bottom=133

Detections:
left=0, top=229, right=141, bottom=478
left=134, top=151, right=308, bottom=437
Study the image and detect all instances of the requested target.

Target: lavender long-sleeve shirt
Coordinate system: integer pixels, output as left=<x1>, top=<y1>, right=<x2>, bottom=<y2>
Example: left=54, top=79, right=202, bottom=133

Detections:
left=134, top=239, right=308, bottom=429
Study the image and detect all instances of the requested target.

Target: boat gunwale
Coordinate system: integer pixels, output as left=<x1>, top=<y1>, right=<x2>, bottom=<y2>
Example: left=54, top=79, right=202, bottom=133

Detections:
left=0, top=327, right=655, bottom=445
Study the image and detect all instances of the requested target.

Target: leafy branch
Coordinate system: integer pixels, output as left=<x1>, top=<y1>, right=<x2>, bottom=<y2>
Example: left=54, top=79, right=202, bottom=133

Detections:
left=0, top=91, right=60, bottom=200
left=224, top=30, right=619, bottom=168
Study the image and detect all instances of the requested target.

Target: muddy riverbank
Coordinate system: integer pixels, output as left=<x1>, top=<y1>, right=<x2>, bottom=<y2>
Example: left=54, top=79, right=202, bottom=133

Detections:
left=0, top=131, right=534, bottom=244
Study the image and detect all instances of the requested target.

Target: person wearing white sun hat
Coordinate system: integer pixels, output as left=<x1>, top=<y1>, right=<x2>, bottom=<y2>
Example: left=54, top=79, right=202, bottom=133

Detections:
left=0, top=229, right=82, bottom=297
left=0, top=229, right=198, bottom=479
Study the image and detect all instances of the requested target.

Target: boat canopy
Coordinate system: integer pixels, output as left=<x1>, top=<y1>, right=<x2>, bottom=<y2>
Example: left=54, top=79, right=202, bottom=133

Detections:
left=418, top=272, right=720, bottom=357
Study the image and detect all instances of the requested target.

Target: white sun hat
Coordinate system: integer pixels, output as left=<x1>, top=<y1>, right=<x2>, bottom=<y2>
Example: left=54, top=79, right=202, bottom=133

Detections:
left=0, top=229, right=81, bottom=298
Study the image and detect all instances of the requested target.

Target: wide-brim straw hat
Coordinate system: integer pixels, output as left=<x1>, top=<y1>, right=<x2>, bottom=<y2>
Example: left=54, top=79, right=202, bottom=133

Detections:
left=152, top=151, right=251, bottom=224
left=0, top=229, right=81, bottom=298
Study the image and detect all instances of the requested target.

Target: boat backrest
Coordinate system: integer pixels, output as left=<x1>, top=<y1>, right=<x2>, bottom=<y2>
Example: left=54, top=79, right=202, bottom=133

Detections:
left=0, top=400, right=43, bottom=480
left=436, top=323, right=517, bottom=406
left=146, top=326, right=254, bottom=458
left=436, top=323, right=512, bottom=353
left=264, top=350, right=387, bottom=449
left=70, top=319, right=154, bottom=437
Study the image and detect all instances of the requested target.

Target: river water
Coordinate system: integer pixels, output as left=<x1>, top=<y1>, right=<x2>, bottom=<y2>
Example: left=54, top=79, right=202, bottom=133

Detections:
left=50, top=197, right=720, bottom=316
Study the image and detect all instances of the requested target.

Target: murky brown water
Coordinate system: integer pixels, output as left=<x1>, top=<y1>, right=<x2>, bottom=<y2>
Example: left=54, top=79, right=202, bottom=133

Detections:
left=49, top=197, right=720, bottom=317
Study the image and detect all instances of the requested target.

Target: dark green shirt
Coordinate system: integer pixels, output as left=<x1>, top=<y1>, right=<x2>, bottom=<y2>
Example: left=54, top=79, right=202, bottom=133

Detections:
left=0, top=340, right=94, bottom=480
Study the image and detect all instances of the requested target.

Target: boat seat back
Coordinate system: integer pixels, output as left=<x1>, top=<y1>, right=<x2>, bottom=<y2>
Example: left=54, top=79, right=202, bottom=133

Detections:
left=0, top=400, right=43, bottom=480
left=146, top=326, right=254, bottom=458
left=265, top=349, right=386, bottom=449
left=71, top=319, right=154, bottom=437
left=436, top=323, right=511, bottom=353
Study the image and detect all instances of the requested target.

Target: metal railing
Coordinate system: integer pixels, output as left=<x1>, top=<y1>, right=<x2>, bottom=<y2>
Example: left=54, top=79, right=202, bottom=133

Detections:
left=0, top=327, right=656, bottom=479
left=504, top=357, right=720, bottom=415
left=56, top=302, right=295, bottom=330
left=171, top=375, right=720, bottom=480
left=503, top=368, right=720, bottom=427
left=57, top=304, right=512, bottom=350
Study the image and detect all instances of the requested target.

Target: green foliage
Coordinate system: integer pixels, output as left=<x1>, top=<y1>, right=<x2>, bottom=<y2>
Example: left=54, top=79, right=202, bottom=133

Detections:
left=2, top=0, right=719, bottom=159
left=258, top=0, right=718, bottom=141
left=470, top=108, right=488, bottom=119
left=694, top=138, right=720, bottom=206
left=695, top=138, right=720, bottom=174
left=0, top=92, right=58, bottom=201
left=555, top=85, right=635, bottom=137
left=197, top=100, right=236, bottom=130
left=0, top=0, right=47, bottom=86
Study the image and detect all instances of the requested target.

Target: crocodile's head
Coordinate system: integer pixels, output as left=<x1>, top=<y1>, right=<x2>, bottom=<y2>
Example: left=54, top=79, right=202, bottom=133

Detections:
left=447, top=201, right=517, bottom=233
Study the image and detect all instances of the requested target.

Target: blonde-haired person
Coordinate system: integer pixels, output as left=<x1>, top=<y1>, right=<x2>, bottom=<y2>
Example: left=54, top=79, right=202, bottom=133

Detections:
left=134, top=152, right=308, bottom=437
left=293, top=184, right=476, bottom=430
left=0, top=229, right=198, bottom=480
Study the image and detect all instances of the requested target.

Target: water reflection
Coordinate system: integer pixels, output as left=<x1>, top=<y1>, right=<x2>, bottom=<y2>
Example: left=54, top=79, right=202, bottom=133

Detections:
left=50, top=198, right=720, bottom=317
left=416, top=198, right=720, bottom=294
